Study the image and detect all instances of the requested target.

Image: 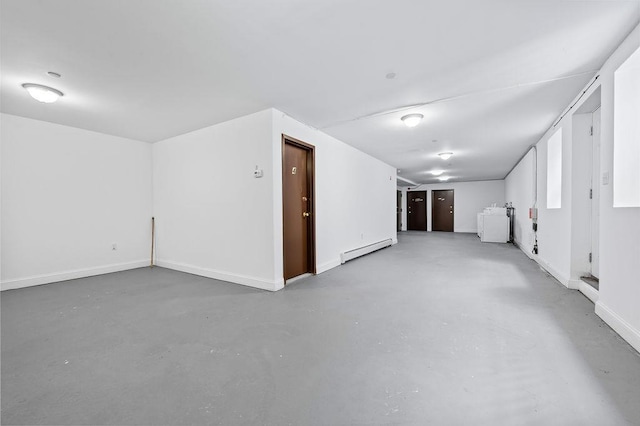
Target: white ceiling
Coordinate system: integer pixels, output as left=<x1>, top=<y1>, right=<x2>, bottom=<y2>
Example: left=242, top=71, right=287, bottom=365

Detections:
left=2, top=0, right=639, bottom=184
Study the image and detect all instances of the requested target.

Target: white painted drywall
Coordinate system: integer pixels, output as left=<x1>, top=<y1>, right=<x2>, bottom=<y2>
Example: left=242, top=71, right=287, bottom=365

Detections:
left=272, top=110, right=397, bottom=276
left=152, top=110, right=279, bottom=291
left=595, top=24, right=640, bottom=352
left=504, top=23, right=640, bottom=352
left=1, top=114, right=153, bottom=290
left=401, top=180, right=505, bottom=233
left=505, top=149, right=535, bottom=254
left=536, top=125, right=573, bottom=285
left=547, top=129, right=563, bottom=209
left=613, top=45, right=640, bottom=207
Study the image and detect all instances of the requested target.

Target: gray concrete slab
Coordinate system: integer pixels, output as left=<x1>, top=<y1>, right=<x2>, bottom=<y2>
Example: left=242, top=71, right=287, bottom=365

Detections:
left=2, top=232, right=639, bottom=425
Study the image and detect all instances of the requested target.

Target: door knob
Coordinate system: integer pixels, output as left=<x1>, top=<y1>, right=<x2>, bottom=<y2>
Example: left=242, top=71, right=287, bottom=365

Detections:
left=303, top=212, right=310, bottom=217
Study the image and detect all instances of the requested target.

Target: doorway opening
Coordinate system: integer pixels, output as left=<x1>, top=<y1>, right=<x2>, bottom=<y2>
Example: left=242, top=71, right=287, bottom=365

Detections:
left=589, top=107, right=601, bottom=281
left=397, top=190, right=402, bottom=231
left=282, top=135, right=316, bottom=282
left=407, top=191, right=427, bottom=231
left=573, top=87, right=601, bottom=295
left=432, top=189, right=454, bottom=232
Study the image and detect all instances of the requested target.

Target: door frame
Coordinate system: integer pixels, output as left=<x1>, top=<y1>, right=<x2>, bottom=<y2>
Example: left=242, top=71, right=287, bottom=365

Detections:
left=431, top=189, right=454, bottom=232
left=590, top=107, right=601, bottom=278
left=282, top=134, right=316, bottom=280
left=407, top=190, right=428, bottom=231
left=397, top=190, right=402, bottom=231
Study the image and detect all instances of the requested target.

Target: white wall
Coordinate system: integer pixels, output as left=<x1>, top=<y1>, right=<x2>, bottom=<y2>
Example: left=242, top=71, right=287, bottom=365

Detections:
left=595, top=25, right=640, bottom=352
left=272, top=110, right=397, bottom=276
left=505, top=23, right=640, bottom=352
left=152, top=110, right=279, bottom=291
left=536, top=124, right=573, bottom=284
left=1, top=114, right=153, bottom=290
left=505, top=149, right=535, bottom=254
left=400, top=180, right=505, bottom=233
left=152, top=109, right=396, bottom=290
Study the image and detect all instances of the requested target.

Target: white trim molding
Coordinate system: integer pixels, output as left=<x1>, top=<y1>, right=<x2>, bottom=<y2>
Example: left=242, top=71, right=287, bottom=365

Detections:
left=156, top=259, right=281, bottom=292
left=316, top=258, right=341, bottom=274
left=578, top=281, right=599, bottom=303
left=595, top=302, right=640, bottom=354
left=1, top=260, right=149, bottom=291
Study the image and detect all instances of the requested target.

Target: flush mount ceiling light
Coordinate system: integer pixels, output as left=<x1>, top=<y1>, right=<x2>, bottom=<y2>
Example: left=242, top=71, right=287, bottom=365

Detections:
left=438, top=176, right=451, bottom=181
left=431, top=170, right=444, bottom=176
left=22, top=83, right=63, bottom=103
left=438, top=152, right=453, bottom=160
left=401, top=113, right=423, bottom=128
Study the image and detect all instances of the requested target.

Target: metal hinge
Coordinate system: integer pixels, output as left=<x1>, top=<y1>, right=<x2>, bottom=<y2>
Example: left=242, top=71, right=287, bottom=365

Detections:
left=590, top=126, right=593, bottom=136
left=589, top=188, right=593, bottom=199
left=589, top=252, right=592, bottom=263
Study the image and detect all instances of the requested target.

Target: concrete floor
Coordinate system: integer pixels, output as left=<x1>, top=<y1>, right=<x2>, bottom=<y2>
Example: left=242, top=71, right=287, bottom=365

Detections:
left=2, top=232, right=640, bottom=425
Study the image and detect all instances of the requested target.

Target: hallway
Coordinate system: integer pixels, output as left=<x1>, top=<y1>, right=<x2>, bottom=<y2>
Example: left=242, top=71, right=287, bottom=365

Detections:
left=2, top=232, right=639, bottom=425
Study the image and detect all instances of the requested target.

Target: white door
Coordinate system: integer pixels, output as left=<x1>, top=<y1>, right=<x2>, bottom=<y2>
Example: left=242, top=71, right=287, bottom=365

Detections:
left=591, top=108, right=601, bottom=278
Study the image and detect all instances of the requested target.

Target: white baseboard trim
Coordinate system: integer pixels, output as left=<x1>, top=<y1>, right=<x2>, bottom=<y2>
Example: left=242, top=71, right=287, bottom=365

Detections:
left=535, top=257, right=570, bottom=288
left=156, top=260, right=280, bottom=292
left=1, top=260, right=149, bottom=291
left=577, top=280, right=599, bottom=303
left=316, top=258, right=341, bottom=274
left=567, top=279, right=582, bottom=290
left=595, top=302, right=640, bottom=354
left=515, top=242, right=534, bottom=260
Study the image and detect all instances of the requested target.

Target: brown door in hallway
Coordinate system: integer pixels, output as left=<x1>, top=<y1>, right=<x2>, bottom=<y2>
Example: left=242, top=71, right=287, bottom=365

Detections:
left=407, top=191, right=427, bottom=231
left=397, top=190, right=402, bottom=231
left=432, top=189, right=454, bottom=232
left=282, top=136, right=315, bottom=281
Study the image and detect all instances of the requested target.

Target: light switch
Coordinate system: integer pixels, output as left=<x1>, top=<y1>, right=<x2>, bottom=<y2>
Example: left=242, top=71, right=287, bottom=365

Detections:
left=602, top=171, right=609, bottom=185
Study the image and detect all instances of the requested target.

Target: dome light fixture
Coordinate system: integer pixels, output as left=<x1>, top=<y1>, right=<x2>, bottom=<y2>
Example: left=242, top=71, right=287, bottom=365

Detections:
left=22, top=83, right=63, bottom=103
left=401, top=113, right=423, bottom=128
left=439, top=176, right=450, bottom=182
left=431, top=170, right=444, bottom=176
left=438, top=152, right=453, bottom=160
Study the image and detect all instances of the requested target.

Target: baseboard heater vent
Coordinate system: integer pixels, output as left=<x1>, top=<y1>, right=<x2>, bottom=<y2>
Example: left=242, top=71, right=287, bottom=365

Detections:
left=340, top=239, right=393, bottom=264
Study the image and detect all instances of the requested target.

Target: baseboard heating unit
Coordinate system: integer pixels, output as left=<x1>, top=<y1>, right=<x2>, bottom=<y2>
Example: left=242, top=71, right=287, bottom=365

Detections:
left=340, top=239, right=393, bottom=264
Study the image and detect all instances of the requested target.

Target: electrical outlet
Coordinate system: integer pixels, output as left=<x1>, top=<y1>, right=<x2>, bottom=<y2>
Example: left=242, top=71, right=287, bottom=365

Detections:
left=112, top=243, right=117, bottom=251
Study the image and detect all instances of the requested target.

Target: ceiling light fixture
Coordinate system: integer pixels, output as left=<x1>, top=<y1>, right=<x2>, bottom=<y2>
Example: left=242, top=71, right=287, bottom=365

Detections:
left=431, top=170, right=444, bottom=176
left=22, top=83, right=63, bottom=103
left=438, top=152, right=453, bottom=160
left=401, top=113, right=423, bottom=128
left=439, top=176, right=450, bottom=181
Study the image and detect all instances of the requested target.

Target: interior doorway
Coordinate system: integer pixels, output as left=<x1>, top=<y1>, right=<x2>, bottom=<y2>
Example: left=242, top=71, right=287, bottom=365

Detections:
left=590, top=107, right=601, bottom=278
left=397, top=191, right=402, bottom=231
left=432, top=190, right=454, bottom=232
left=282, top=136, right=316, bottom=281
left=407, top=191, right=427, bottom=231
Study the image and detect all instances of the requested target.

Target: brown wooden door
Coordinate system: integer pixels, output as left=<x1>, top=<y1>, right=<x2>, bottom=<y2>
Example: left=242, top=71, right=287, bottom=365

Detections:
left=432, top=189, right=454, bottom=232
left=397, top=191, right=402, bottom=231
left=407, top=191, right=427, bottom=231
left=283, top=137, right=315, bottom=280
